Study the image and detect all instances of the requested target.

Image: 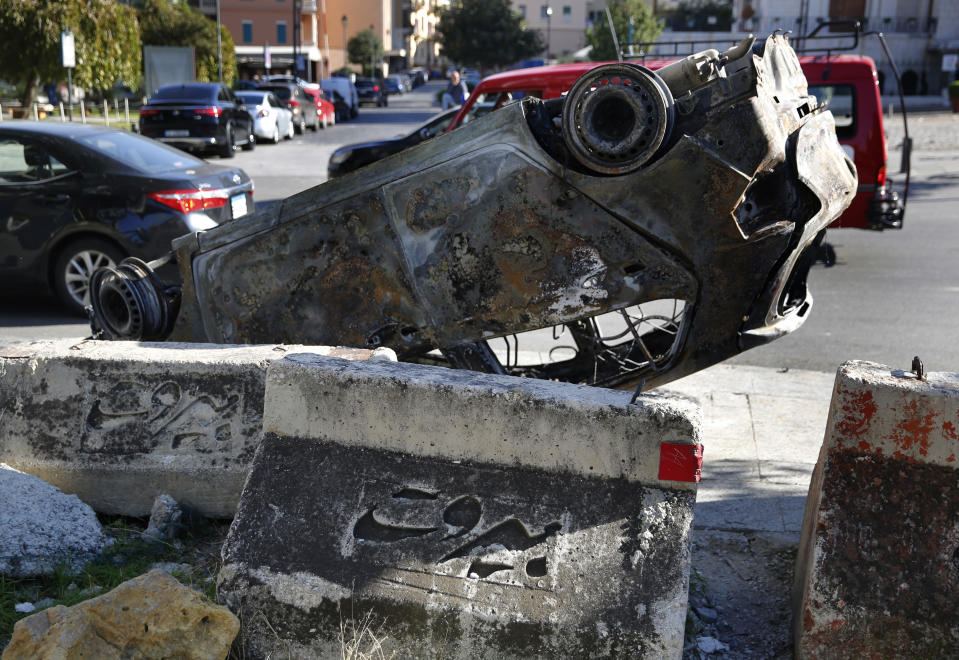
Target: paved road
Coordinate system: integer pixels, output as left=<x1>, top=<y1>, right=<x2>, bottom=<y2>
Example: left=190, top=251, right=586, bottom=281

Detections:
left=3, top=83, right=958, bottom=379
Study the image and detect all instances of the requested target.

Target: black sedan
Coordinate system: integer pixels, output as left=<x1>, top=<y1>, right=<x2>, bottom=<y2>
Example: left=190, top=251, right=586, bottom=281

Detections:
left=0, top=121, right=254, bottom=314
left=139, top=83, right=255, bottom=158
left=328, top=107, right=460, bottom=178
left=354, top=77, right=388, bottom=107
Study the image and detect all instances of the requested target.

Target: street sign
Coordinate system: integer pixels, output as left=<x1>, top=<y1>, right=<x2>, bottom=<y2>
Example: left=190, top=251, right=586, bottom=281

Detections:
left=61, top=31, right=75, bottom=68
left=942, top=53, right=958, bottom=73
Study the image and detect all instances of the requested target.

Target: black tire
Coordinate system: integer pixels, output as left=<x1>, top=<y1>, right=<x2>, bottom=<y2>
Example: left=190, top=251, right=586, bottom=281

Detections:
left=219, top=123, right=235, bottom=158
left=242, top=128, right=256, bottom=151
left=309, top=112, right=319, bottom=131
left=294, top=116, right=305, bottom=134
left=52, top=237, right=125, bottom=316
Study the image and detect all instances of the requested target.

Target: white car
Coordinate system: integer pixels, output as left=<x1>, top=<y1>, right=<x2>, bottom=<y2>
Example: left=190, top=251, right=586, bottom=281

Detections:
left=234, top=90, right=295, bottom=144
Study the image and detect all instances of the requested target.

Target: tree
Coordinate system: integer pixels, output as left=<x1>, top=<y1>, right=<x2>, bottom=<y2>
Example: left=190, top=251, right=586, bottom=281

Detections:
left=347, top=29, right=383, bottom=78
left=138, top=0, right=236, bottom=85
left=585, top=0, right=662, bottom=61
left=436, top=0, right=543, bottom=74
left=0, top=0, right=141, bottom=110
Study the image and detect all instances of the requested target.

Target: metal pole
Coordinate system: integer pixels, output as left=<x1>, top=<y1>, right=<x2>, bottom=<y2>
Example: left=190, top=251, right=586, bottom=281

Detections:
left=80, top=100, right=86, bottom=124
left=33, top=103, right=39, bottom=121
left=124, top=98, right=129, bottom=126
left=216, top=0, right=223, bottom=83
left=546, top=6, right=552, bottom=60
left=59, top=102, right=65, bottom=121
left=67, top=68, right=73, bottom=121
left=103, top=100, right=110, bottom=126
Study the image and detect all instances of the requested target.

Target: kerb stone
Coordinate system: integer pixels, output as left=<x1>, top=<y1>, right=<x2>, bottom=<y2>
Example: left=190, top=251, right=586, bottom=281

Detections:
left=0, top=340, right=387, bottom=517
left=793, top=360, right=959, bottom=658
left=219, top=354, right=703, bottom=658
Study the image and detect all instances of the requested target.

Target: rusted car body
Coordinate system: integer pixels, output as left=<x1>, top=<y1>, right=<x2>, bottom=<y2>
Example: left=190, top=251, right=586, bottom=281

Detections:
left=89, top=35, right=855, bottom=391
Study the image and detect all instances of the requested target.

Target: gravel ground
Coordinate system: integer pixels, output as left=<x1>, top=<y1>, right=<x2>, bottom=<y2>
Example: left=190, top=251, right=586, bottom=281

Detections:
left=885, top=109, right=959, bottom=151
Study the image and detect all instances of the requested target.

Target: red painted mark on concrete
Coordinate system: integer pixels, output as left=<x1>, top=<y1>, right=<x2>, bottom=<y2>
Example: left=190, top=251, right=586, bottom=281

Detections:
left=837, top=388, right=877, bottom=442
left=889, top=399, right=937, bottom=458
left=658, top=443, right=704, bottom=483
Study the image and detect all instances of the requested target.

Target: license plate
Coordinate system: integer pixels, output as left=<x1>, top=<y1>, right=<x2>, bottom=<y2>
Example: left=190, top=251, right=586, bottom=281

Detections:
left=164, top=129, right=189, bottom=137
left=231, top=193, right=248, bottom=219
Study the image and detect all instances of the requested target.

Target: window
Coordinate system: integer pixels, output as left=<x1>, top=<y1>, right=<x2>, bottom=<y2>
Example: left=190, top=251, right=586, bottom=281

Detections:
left=242, top=21, right=253, bottom=43
left=540, top=5, right=550, bottom=19
left=0, top=140, right=70, bottom=183
left=518, top=4, right=526, bottom=18
left=562, top=5, right=571, bottom=20
left=808, top=84, right=856, bottom=139
left=276, top=21, right=287, bottom=44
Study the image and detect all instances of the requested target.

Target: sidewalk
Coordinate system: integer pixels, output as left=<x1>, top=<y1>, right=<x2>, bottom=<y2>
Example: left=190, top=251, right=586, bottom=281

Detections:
left=660, top=363, right=837, bottom=658
left=662, top=364, right=835, bottom=534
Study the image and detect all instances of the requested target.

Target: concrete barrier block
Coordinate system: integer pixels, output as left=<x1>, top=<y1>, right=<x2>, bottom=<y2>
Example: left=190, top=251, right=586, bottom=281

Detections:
left=219, top=354, right=703, bottom=658
left=794, top=360, right=959, bottom=658
left=0, top=341, right=385, bottom=517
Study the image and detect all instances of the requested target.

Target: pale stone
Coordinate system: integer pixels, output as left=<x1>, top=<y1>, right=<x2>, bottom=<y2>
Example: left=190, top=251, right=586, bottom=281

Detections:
left=3, top=569, right=239, bottom=660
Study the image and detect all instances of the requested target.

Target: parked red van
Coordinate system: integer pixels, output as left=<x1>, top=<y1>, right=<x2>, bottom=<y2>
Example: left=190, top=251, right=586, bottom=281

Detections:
left=449, top=48, right=904, bottom=231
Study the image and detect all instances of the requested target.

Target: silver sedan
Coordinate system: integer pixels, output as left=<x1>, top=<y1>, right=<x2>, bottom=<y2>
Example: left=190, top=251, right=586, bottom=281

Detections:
left=234, top=90, right=295, bottom=144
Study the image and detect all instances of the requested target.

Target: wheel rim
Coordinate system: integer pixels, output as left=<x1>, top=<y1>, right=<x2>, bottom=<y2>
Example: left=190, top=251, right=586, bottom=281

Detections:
left=65, top=249, right=116, bottom=307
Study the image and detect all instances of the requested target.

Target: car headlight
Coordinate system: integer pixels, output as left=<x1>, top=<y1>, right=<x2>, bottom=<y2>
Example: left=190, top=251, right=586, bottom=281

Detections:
left=329, top=150, right=352, bottom=166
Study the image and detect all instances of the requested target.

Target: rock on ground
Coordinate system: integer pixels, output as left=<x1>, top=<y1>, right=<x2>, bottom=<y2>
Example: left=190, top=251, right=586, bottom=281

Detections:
left=0, top=463, right=109, bottom=577
left=144, top=493, right=184, bottom=541
left=3, top=569, right=239, bottom=660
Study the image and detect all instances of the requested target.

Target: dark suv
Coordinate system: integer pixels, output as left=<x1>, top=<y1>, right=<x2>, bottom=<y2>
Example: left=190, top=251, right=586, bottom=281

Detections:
left=139, top=83, right=255, bottom=159
left=355, top=77, right=388, bottom=107
left=256, top=83, right=319, bottom=133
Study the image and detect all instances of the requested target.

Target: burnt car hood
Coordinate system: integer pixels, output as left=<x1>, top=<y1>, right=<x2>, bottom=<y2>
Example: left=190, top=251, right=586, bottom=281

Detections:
left=90, top=35, right=855, bottom=392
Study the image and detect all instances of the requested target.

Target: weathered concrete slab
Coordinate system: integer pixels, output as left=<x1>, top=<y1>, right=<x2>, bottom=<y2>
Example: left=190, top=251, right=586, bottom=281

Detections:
left=793, top=360, right=959, bottom=658
left=0, top=340, right=388, bottom=517
left=0, top=463, right=110, bottom=577
left=219, top=355, right=703, bottom=658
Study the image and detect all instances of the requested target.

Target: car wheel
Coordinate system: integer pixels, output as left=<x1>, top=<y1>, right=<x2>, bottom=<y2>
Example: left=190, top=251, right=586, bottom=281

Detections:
left=219, top=123, right=235, bottom=158
left=53, top=238, right=124, bottom=316
left=310, top=113, right=319, bottom=131
left=294, top=117, right=305, bottom=134
left=242, top=129, right=256, bottom=151
left=271, top=125, right=280, bottom=144
left=319, top=115, right=327, bottom=130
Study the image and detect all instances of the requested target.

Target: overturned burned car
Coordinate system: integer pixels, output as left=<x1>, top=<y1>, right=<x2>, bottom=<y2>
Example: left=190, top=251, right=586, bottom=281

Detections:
left=89, top=35, right=855, bottom=392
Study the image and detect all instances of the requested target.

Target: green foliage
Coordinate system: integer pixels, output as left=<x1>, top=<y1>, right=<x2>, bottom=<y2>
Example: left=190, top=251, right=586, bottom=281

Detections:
left=585, top=0, right=662, bottom=61
left=138, top=0, right=236, bottom=84
left=0, top=0, right=141, bottom=107
left=347, top=29, right=384, bottom=77
left=664, top=1, right=734, bottom=32
left=437, top=0, right=543, bottom=73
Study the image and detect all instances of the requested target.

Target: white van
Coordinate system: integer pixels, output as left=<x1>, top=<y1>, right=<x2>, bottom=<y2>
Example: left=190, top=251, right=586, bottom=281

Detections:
left=320, top=77, right=359, bottom=121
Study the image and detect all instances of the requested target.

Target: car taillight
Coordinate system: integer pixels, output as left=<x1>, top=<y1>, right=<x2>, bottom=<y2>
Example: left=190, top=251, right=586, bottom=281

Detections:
left=194, top=107, right=221, bottom=117
left=148, top=188, right=229, bottom=214
left=139, top=108, right=159, bottom=117
left=286, top=100, right=299, bottom=108
left=373, top=85, right=380, bottom=92
left=876, top=163, right=887, bottom=187
left=257, top=107, right=270, bottom=118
